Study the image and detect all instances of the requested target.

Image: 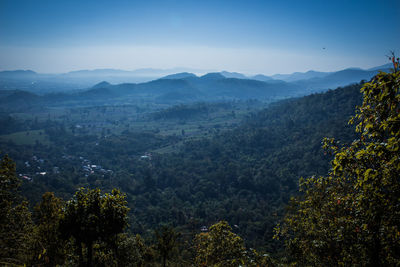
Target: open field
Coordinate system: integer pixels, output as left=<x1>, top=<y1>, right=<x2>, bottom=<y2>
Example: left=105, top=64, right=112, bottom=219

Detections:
left=0, top=129, right=51, bottom=146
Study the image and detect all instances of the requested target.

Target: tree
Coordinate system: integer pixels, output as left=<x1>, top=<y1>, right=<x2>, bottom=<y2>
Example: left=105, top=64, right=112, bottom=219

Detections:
left=154, top=225, right=180, bottom=267
left=0, top=155, right=33, bottom=265
left=194, top=221, right=246, bottom=267
left=115, top=233, right=149, bottom=267
left=33, top=192, right=65, bottom=266
left=59, top=188, right=129, bottom=266
left=274, top=58, right=400, bottom=265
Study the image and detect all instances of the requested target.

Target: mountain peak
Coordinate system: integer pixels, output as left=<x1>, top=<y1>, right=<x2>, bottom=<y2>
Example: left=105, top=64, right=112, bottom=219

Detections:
left=92, top=81, right=112, bottom=89
left=160, top=72, right=197, bottom=80
left=200, top=72, right=225, bottom=80
left=0, top=70, right=37, bottom=77
left=220, top=71, right=247, bottom=79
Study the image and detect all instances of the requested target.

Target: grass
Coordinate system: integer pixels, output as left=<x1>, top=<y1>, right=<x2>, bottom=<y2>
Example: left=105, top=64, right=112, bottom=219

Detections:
left=0, top=129, right=51, bottom=146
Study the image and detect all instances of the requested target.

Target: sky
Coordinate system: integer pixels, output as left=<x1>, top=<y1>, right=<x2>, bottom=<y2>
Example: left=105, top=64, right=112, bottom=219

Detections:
left=0, top=0, right=399, bottom=75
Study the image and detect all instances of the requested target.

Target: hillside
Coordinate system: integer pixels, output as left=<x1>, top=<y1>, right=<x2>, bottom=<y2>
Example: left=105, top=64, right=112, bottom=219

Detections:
left=127, top=83, right=362, bottom=250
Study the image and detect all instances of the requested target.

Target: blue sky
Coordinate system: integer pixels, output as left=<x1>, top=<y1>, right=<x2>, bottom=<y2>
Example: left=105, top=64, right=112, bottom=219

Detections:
left=0, top=0, right=399, bottom=74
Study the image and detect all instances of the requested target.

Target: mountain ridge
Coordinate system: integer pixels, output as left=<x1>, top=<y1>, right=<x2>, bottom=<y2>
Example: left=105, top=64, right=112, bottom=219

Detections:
left=0, top=63, right=391, bottom=107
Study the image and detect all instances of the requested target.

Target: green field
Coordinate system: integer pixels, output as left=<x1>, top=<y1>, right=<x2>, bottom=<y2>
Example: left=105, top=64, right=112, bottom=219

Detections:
left=0, top=129, right=51, bottom=146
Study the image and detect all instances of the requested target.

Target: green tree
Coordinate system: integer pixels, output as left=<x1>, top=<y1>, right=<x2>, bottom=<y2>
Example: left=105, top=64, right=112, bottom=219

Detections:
left=115, top=233, right=149, bottom=267
left=154, top=225, right=181, bottom=267
left=0, top=155, right=34, bottom=266
left=59, top=187, right=129, bottom=266
left=194, top=221, right=246, bottom=267
left=275, top=59, right=400, bottom=265
left=32, top=192, right=65, bottom=266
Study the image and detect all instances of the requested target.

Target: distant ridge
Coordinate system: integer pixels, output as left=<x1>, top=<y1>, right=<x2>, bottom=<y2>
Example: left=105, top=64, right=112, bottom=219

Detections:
left=0, top=63, right=391, bottom=96
left=92, top=81, right=112, bottom=89
left=271, top=70, right=330, bottom=82
left=220, top=71, right=247, bottom=79
left=200, top=73, right=225, bottom=80
left=0, top=70, right=37, bottom=77
left=367, top=63, right=392, bottom=71
left=161, top=72, right=197, bottom=80
left=321, top=68, right=377, bottom=82
left=252, top=74, right=273, bottom=81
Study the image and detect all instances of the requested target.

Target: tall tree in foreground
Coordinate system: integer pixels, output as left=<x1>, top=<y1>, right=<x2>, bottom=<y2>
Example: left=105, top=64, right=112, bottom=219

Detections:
left=32, top=192, right=65, bottom=266
left=274, top=58, right=400, bottom=265
left=114, top=233, right=149, bottom=267
left=194, top=221, right=246, bottom=267
left=154, top=225, right=180, bottom=267
left=59, top=188, right=129, bottom=266
left=194, top=221, right=274, bottom=266
left=0, top=155, right=33, bottom=265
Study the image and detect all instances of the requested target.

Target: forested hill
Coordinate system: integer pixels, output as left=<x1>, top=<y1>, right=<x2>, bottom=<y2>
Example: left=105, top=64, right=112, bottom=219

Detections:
left=130, top=83, right=363, bottom=251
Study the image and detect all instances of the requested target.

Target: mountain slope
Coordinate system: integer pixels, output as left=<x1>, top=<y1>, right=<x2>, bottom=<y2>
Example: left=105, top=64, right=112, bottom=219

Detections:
left=0, top=70, right=37, bottom=78
left=220, top=71, right=248, bottom=79
left=252, top=74, right=273, bottom=81
left=92, top=81, right=112, bottom=89
left=160, top=72, right=197, bottom=80
left=272, top=70, right=330, bottom=82
left=293, top=68, right=388, bottom=93
left=139, top=82, right=363, bottom=250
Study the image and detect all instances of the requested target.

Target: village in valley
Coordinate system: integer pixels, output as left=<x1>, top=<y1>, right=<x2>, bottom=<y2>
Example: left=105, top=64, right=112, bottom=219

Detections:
left=17, top=151, right=157, bottom=183
left=19, top=154, right=115, bottom=183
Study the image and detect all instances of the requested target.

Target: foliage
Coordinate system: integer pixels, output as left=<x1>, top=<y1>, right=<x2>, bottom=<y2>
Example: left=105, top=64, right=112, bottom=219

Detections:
left=0, top=154, right=21, bottom=203
left=32, top=192, right=65, bottom=266
left=154, top=225, right=181, bottom=267
left=194, top=221, right=246, bottom=266
left=0, top=154, right=34, bottom=265
left=114, top=233, right=150, bottom=267
left=275, top=63, right=400, bottom=265
left=59, top=187, right=129, bottom=266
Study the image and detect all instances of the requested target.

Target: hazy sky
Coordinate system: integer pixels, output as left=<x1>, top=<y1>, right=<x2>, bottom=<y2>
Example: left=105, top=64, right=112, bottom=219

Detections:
left=0, top=0, right=399, bottom=74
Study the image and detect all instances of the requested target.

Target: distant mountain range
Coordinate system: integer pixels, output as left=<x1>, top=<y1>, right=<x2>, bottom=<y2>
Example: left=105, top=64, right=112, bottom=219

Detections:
left=83, top=71, right=299, bottom=105
left=0, top=67, right=214, bottom=94
left=155, top=63, right=391, bottom=97
left=0, top=63, right=392, bottom=109
left=161, top=72, right=197, bottom=80
left=270, top=70, right=330, bottom=82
